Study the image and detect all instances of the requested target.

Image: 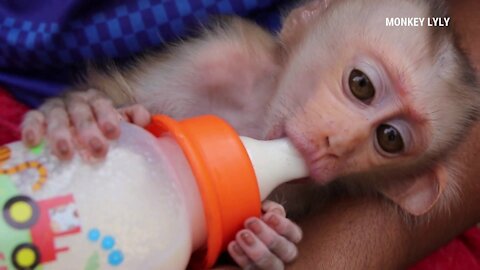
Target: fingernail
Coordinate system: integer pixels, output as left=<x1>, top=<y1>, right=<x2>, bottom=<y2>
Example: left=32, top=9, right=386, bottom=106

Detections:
left=232, top=243, right=245, bottom=256
left=266, top=214, right=280, bottom=227
left=89, top=138, right=104, bottom=155
left=57, top=139, right=70, bottom=156
left=272, top=207, right=284, bottom=216
left=241, top=232, right=255, bottom=246
left=247, top=220, right=262, bottom=235
left=25, top=130, right=35, bottom=145
left=104, top=123, right=117, bottom=137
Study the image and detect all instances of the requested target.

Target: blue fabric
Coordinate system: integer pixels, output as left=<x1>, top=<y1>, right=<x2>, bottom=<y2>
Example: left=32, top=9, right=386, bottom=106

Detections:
left=0, top=0, right=287, bottom=69
left=0, top=0, right=291, bottom=106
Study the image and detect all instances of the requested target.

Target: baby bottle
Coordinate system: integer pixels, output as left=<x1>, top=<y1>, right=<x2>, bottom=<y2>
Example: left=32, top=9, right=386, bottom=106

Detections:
left=0, top=115, right=308, bottom=270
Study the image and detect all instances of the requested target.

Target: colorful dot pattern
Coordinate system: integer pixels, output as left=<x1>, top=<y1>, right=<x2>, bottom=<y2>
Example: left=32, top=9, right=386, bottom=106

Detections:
left=87, top=228, right=124, bottom=266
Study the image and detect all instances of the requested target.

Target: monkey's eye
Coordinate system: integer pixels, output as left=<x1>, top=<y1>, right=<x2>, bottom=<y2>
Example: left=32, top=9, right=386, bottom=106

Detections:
left=349, top=69, right=375, bottom=102
left=376, top=124, right=404, bottom=154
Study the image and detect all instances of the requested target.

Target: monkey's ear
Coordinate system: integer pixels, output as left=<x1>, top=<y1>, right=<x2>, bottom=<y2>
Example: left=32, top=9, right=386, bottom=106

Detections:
left=281, top=0, right=329, bottom=45
left=378, top=166, right=448, bottom=216
left=287, top=0, right=326, bottom=24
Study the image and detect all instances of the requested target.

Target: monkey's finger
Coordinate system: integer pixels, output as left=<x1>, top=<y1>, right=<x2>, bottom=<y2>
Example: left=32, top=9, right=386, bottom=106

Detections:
left=261, top=201, right=286, bottom=217
left=235, top=230, right=284, bottom=270
left=90, top=96, right=121, bottom=140
left=66, top=97, right=108, bottom=159
left=227, top=241, right=254, bottom=269
left=118, top=104, right=151, bottom=127
left=41, top=98, right=74, bottom=160
left=245, top=217, right=298, bottom=264
left=21, top=110, right=46, bottom=147
left=262, top=212, right=302, bottom=244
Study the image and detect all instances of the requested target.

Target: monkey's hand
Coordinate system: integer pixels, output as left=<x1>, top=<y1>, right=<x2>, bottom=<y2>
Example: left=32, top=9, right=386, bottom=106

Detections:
left=227, top=201, right=302, bottom=270
left=21, top=89, right=150, bottom=160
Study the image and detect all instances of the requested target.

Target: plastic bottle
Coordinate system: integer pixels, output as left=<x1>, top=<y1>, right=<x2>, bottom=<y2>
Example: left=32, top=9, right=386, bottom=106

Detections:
left=0, top=115, right=308, bottom=270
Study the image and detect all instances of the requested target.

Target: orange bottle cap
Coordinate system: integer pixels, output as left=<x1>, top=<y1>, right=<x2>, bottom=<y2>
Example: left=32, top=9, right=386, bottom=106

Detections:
left=146, top=115, right=261, bottom=269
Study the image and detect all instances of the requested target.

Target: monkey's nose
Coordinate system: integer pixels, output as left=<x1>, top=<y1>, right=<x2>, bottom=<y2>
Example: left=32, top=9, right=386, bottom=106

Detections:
left=326, top=124, right=369, bottom=157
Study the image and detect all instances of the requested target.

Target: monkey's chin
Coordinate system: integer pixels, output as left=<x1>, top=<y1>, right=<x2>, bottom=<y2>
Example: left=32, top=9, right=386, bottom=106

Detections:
left=264, top=123, right=286, bottom=140
left=286, top=177, right=313, bottom=185
left=288, top=167, right=336, bottom=185
left=310, top=163, right=337, bottom=185
left=310, top=170, right=334, bottom=185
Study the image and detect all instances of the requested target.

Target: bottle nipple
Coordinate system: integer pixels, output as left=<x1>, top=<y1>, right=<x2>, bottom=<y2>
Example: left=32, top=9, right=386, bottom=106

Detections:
left=240, top=137, right=309, bottom=200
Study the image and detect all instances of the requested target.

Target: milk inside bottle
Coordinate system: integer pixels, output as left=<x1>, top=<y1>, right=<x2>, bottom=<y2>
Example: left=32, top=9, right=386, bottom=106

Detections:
left=0, top=115, right=308, bottom=270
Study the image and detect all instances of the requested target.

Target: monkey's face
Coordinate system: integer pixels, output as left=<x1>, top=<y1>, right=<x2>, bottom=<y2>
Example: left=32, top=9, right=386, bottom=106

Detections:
left=279, top=54, right=431, bottom=183
left=269, top=0, right=480, bottom=184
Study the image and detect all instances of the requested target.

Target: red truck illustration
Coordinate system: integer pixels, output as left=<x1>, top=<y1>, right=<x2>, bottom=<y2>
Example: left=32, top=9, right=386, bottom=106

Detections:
left=2, top=193, right=81, bottom=269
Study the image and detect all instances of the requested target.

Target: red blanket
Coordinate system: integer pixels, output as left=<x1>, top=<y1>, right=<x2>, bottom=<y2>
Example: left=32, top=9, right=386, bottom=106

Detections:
left=0, top=87, right=29, bottom=144
left=1, top=87, right=479, bottom=269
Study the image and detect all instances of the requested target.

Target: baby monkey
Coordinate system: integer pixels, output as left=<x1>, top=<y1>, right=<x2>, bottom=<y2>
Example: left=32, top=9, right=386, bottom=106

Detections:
left=22, top=0, right=480, bottom=268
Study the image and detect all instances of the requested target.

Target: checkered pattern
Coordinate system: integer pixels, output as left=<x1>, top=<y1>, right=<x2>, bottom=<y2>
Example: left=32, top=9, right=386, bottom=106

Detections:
left=0, top=0, right=286, bottom=70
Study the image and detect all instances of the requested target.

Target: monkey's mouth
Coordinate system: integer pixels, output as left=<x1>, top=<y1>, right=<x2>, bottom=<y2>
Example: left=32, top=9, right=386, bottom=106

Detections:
left=284, top=127, right=339, bottom=184
left=265, top=123, right=286, bottom=140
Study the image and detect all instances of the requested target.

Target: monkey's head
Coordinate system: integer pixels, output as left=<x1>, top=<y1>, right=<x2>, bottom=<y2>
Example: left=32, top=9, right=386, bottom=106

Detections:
left=270, top=0, right=480, bottom=215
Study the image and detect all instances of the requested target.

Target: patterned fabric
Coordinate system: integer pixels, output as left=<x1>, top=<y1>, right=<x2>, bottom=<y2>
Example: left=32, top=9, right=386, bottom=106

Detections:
left=0, top=0, right=291, bottom=106
left=0, top=0, right=288, bottom=70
